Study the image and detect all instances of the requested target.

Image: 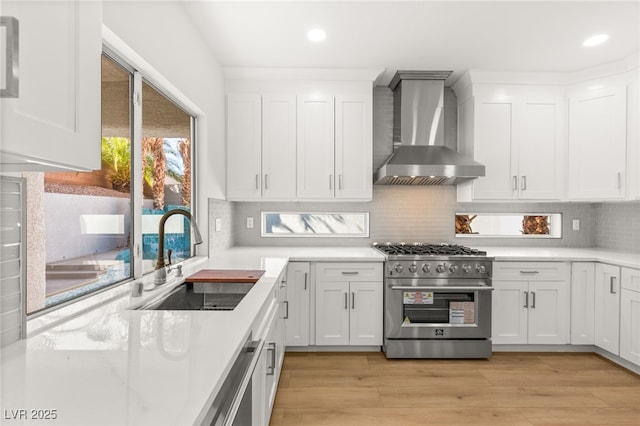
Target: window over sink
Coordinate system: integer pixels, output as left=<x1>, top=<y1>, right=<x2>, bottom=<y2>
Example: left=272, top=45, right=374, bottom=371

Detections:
left=24, top=52, right=198, bottom=315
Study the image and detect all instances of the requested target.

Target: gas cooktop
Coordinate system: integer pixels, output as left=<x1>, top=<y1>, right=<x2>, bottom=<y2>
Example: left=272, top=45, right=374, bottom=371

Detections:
left=373, top=242, right=487, bottom=257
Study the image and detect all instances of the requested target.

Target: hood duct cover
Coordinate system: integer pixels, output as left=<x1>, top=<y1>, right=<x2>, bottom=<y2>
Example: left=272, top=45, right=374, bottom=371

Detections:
left=374, top=70, right=485, bottom=185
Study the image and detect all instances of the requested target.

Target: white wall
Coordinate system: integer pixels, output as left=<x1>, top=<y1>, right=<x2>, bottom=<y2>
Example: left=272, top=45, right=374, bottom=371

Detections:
left=103, top=0, right=226, bottom=256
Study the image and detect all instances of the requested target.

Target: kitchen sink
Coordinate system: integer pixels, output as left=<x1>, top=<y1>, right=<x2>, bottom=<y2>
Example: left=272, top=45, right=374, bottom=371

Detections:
left=133, top=281, right=254, bottom=311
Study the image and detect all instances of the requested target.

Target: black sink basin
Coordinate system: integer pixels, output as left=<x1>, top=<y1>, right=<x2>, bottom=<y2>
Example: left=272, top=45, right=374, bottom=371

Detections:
left=134, top=281, right=253, bottom=311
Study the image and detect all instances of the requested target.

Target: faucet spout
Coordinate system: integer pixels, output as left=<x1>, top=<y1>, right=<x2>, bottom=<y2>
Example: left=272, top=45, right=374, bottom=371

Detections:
left=154, top=209, right=203, bottom=286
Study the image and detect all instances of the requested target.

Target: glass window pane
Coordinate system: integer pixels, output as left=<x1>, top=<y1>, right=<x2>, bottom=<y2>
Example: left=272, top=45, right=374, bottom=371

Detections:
left=26, top=54, right=133, bottom=314
left=141, top=80, right=193, bottom=274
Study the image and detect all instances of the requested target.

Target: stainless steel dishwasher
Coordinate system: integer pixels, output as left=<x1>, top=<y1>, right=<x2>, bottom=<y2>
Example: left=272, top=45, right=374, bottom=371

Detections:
left=201, top=336, right=264, bottom=426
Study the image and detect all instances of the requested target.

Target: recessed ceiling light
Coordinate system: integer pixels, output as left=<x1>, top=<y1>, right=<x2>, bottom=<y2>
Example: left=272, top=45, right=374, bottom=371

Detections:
left=583, top=34, right=609, bottom=47
left=307, top=28, right=327, bottom=42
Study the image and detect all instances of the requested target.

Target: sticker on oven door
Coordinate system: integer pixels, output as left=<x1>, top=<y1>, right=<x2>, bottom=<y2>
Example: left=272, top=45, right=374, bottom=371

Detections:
left=403, top=291, right=434, bottom=304
left=449, top=301, right=475, bottom=324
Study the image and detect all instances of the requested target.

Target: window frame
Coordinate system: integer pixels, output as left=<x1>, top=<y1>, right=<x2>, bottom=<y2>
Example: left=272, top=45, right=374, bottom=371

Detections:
left=26, top=47, right=199, bottom=317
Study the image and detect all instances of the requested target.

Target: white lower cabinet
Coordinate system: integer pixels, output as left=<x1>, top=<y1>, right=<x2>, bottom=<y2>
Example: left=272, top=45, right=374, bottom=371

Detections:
left=620, top=268, right=640, bottom=365
left=252, top=271, right=286, bottom=426
left=594, top=263, right=621, bottom=355
left=492, top=262, right=570, bottom=345
left=570, top=262, right=596, bottom=344
left=315, top=263, right=383, bottom=346
left=284, top=262, right=310, bottom=346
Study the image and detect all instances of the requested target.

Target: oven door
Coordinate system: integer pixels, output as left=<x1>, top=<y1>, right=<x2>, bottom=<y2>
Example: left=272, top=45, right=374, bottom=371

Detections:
left=385, top=279, right=493, bottom=340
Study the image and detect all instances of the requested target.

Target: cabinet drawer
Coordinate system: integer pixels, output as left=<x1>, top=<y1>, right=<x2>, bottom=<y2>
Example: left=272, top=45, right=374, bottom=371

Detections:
left=316, top=262, right=383, bottom=282
left=622, top=268, right=640, bottom=293
left=493, top=262, right=569, bottom=281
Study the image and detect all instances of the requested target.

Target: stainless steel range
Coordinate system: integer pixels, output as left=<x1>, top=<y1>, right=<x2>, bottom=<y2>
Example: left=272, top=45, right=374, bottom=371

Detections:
left=373, top=243, right=494, bottom=359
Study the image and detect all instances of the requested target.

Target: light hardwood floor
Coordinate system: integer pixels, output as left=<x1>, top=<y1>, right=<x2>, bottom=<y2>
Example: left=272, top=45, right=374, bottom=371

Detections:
left=270, top=352, right=640, bottom=425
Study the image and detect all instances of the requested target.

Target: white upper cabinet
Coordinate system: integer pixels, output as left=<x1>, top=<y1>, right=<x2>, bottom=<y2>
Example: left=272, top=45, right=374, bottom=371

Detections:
left=461, top=93, right=565, bottom=201
left=0, top=0, right=102, bottom=171
left=226, top=94, right=262, bottom=199
left=568, top=86, right=627, bottom=200
left=334, top=96, right=372, bottom=200
left=262, top=95, right=297, bottom=199
left=226, top=85, right=373, bottom=202
left=296, top=95, right=335, bottom=199
left=226, top=94, right=297, bottom=200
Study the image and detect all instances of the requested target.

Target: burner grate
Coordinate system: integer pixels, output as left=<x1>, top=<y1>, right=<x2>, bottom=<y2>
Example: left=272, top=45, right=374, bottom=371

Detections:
left=374, top=243, right=487, bottom=256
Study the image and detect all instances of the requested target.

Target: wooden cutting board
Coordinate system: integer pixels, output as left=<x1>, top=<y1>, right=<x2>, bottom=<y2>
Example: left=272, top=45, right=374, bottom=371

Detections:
left=185, top=269, right=265, bottom=283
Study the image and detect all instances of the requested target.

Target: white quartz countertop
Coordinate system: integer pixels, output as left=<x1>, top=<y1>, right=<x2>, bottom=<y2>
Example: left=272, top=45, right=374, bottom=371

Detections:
left=1, top=254, right=287, bottom=425
left=479, top=247, right=640, bottom=269
left=0, top=247, right=383, bottom=425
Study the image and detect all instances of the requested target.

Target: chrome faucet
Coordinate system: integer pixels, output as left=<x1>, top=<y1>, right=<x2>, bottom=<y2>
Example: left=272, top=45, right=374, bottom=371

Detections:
left=154, top=209, right=203, bottom=286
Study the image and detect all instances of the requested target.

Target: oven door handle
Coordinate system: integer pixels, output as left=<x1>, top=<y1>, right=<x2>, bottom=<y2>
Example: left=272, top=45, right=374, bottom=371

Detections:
left=391, top=286, right=495, bottom=292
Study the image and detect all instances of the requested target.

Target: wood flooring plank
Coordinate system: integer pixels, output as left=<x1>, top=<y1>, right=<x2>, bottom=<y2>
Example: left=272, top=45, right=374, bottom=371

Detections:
left=270, top=408, right=534, bottom=426
left=585, top=386, right=640, bottom=407
left=519, top=407, right=640, bottom=425
left=283, top=353, right=370, bottom=371
left=287, top=368, right=491, bottom=388
left=377, top=386, right=610, bottom=408
left=480, top=368, right=640, bottom=387
left=273, top=386, right=383, bottom=410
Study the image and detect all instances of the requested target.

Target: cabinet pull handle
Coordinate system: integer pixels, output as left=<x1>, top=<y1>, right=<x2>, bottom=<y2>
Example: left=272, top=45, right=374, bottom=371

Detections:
left=524, top=291, right=529, bottom=308
left=344, top=292, right=348, bottom=310
left=255, top=174, right=259, bottom=190
left=264, top=174, right=268, bottom=190
left=283, top=301, right=289, bottom=319
left=351, top=292, right=355, bottom=309
left=0, top=17, right=19, bottom=98
left=304, top=272, right=307, bottom=290
left=341, top=271, right=359, bottom=275
left=512, top=176, right=518, bottom=190
left=329, top=175, right=333, bottom=190
left=531, top=291, right=536, bottom=309
left=266, top=342, right=276, bottom=376
left=520, top=270, right=540, bottom=274
left=521, top=176, right=527, bottom=190
left=610, top=276, right=617, bottom=294
left=617, top=172, right=622, bottom=189
left=339, top=174, right=343, bottom=190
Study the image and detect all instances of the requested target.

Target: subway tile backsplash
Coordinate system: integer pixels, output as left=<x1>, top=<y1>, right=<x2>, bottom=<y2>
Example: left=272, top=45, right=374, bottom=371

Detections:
left=594, top=201, right=640, bottom=253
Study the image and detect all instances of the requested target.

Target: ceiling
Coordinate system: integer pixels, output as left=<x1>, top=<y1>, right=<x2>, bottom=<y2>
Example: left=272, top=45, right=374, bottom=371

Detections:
left=182, top=1, right=640, bottom=86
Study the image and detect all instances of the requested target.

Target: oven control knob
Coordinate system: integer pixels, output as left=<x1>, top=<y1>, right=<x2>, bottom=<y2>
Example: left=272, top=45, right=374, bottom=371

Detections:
left=394, top=264, right=404, bottom=273
left=421, top=264, right=431, bottom=273
left=462, top=264, right=471, bottom=273
left=436, top=263, right=447, bottom=273
left=408, top=264, right=417, bottom=273
left=476, top=264, right=486, bottom=274
left=449, top=265, right=458, bottom=273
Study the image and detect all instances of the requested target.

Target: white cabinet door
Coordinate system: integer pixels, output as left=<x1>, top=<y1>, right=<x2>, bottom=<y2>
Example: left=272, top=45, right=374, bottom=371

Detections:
left=335, top=96, right=372, bottom=200
left=349, top=281, right=382, bottom=346
left=620, top=268, right=640, bottom=365
left=594, top=263, right=621, bottom=355
left=620, top=288, right=640, bottom=366
left=262, top=95, right=296, bottom=199
left=492, top=281, right=528, bottom=344
left=296, top=95, right=335, bottom=199
left=285, top=263, right=310, bottom=346
left=517, top=99, right=564, bottom=200
left=569, top=86, right=627, bottom=200
left=571, top=263, right=596, bottom=344
left=315, top=280, right=350, bottom=345
left=227, top=94, right=262, bottom=200
left=527, top=281, right=569, bottom=344
left=0, top=0, right=102, bottom=171
left=472, top=99, right=515, bottom=200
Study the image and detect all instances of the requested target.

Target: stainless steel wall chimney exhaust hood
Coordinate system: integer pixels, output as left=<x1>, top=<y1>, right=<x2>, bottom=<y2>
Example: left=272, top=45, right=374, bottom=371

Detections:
left=374, top=70, right=485, bottom=185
